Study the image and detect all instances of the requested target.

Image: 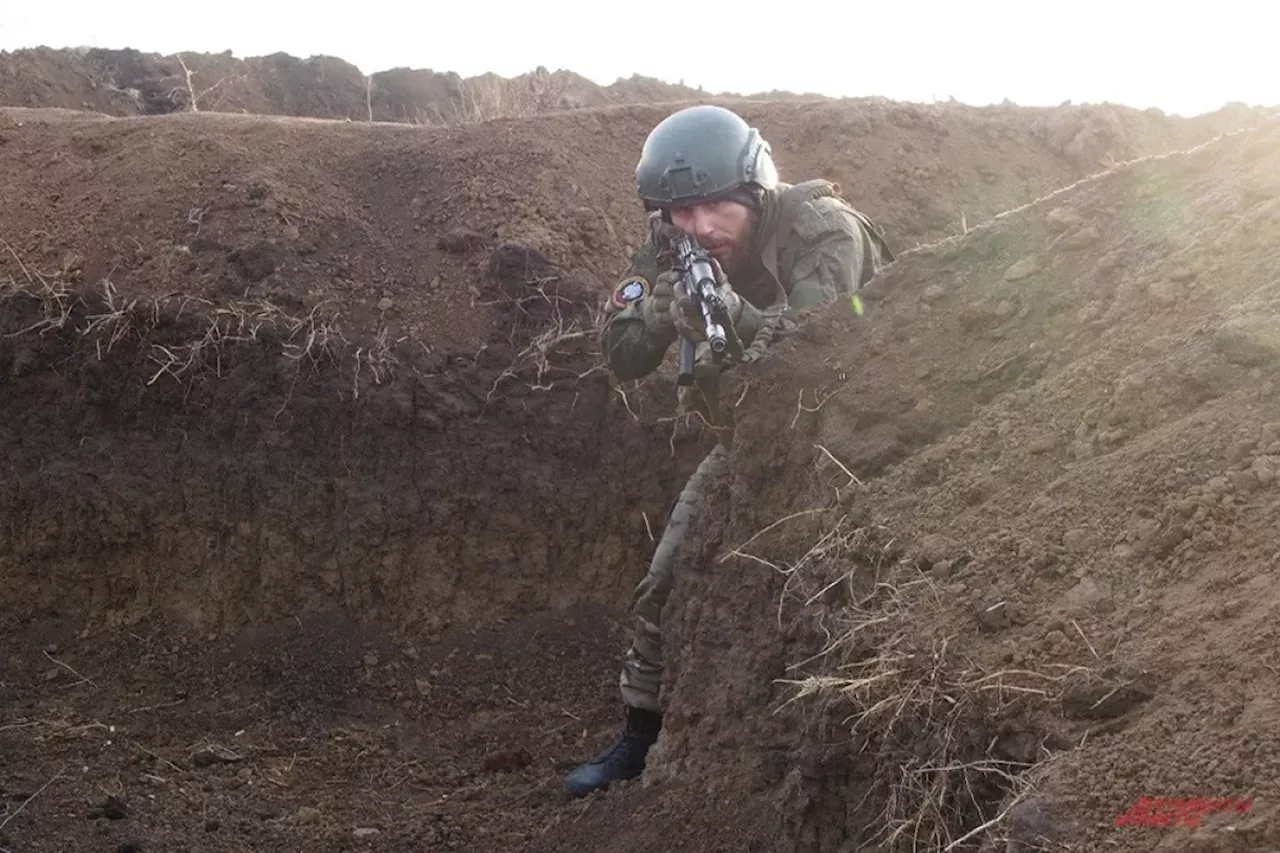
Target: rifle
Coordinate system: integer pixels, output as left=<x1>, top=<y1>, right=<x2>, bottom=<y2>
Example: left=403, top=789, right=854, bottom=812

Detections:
left=671, top=234, right=737, bottom=386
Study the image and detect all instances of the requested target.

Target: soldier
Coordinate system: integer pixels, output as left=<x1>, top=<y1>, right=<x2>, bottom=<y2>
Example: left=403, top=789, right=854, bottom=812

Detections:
left=564, top=104, right=895, bottom=798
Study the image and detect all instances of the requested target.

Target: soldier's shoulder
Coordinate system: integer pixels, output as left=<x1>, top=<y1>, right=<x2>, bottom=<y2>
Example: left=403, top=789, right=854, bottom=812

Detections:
left=788, top=193, right=865, bottom=245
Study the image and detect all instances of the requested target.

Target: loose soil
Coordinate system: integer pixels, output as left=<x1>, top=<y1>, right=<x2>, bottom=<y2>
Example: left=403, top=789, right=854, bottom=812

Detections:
left=0, top=91, right=1276, bottom=853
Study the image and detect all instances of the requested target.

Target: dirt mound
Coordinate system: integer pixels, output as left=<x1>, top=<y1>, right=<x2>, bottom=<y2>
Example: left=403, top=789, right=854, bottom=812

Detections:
left=0, top=97, right=1260, bottom=330
left=0, top=46, right=712, bottom=122
left=5, top=45, right=1272, bottom=139
left=545, top=117, right=1280, bottom=852
left=0, top=97, right=1274, bottom=853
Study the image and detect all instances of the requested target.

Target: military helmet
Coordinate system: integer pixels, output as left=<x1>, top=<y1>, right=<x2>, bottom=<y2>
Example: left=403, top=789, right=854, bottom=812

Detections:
left=634, top=105, right=778, bottom=209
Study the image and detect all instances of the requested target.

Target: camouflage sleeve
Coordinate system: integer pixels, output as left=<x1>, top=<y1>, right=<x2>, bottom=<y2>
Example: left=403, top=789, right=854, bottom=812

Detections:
left=784, top=196, right=874, bottom=313
left=599, top=233, right=680, bottom=381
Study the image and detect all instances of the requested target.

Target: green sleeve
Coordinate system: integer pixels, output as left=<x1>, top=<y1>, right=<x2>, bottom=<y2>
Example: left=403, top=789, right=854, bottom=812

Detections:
left=601, top=217, right=789, bottom=378
left=599, top=235, right=679, bottom=381
left=783, top=197, right=872, bottom=314
left=600, top=313, right=679, bottom=381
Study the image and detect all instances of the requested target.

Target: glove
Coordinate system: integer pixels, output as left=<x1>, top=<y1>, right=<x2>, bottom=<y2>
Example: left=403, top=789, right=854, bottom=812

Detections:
left=640, top=271, right=677, bottom=333
left=671, top=257, right=742, bottom=343
left=601, top=212, right=684, bottom=326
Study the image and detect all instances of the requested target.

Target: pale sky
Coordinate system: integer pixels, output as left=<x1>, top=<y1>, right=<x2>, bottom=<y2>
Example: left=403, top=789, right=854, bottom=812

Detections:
left=2, top=1, right=1278, bottom=118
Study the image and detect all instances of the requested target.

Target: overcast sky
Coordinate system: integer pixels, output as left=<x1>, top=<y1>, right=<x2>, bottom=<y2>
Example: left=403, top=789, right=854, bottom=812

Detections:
left=3, top=1, right=1277, bottom=117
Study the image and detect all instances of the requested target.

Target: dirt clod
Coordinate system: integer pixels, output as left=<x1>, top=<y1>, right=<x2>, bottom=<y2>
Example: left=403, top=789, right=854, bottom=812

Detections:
left=1214, top=316, right=1280, bottom=365
left=482, top=748, right=534, bottom=773
left=439, top=227, right=486, bottom=253
left=230, top=240, right=287, bottom=282
left=90, top=796, right=129, bottom=820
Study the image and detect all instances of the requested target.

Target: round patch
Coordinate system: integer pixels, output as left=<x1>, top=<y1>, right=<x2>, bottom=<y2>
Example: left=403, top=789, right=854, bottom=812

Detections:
left=611, top=275, right=651, bottom=309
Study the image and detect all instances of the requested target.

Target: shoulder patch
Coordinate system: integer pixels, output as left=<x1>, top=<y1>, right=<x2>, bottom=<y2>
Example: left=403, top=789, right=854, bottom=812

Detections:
left=611, top=275, right=651, bottom=310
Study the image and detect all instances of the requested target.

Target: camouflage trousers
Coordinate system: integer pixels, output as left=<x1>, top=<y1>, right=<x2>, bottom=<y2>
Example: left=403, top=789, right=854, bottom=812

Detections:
left=619, top=443, right=729, bottom=712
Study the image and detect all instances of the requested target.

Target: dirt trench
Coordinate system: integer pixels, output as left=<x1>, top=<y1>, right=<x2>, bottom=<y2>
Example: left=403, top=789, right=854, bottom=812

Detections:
left=0, top=243, right=696, bottom=633
left=540, top=115, right=1280, bottom=853
left=0, top=240, right=709, bottom=853
left=1, top=97, right=1258, bottom=639
left=1, top=99, right=1277, bottom=853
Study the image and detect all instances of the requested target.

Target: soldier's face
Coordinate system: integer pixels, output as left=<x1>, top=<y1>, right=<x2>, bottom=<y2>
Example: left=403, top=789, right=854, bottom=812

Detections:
left=669, top=199, right=755, bottom=273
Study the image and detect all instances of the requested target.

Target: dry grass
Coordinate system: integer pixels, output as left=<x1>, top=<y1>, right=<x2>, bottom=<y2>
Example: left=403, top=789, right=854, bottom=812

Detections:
left=486, top=320, right=599, bottom=402
left=479, top=271, right=603, bottom=402
left=0, top=244, right=394, bottom=402
left=458, top=67, right=573, bottom=124
left=349, top=322, right=399, bottom=401
left=726, top=495, right=1088, bottom=852
left=143, top=298, right=352, bottom=388
left=0, top=241, right=609, bottom=408
left=0, top=241, right=75, bottom=336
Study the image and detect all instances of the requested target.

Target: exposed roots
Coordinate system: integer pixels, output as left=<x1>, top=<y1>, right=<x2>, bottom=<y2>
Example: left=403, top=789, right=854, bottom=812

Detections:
left=350, top=322, right=399, bottom=401
left=486, top=314, right=599, bottom=401
left=782, top=623, right=1080, bottom=851
left=142, top=298, right=351, bottom=388
left=482, top=247, right=603, bottom=401
left=0, top=245, right=394, bottom=403
left=656, top=407, right=722, bottom=458
left=733, top=501, right=1085, bottom=852
left=0, top=241, right=76, bottom=336
left=80, top=278, right=141, bottom=356
left=1, top=240, right=606, bottom=410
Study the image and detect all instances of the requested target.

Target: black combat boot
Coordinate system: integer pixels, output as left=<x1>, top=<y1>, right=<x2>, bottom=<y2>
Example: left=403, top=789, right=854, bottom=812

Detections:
left=563, top=705, right=662, bottom=798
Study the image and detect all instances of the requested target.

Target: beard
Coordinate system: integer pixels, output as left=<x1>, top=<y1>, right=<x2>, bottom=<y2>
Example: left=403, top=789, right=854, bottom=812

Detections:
left=713, top=236, right=755, bottom=278
left=721, top=210, right=760, bottom=277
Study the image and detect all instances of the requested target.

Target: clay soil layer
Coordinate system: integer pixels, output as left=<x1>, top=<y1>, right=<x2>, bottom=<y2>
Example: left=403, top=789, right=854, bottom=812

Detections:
left=0, top=93, right=1276, bottom=853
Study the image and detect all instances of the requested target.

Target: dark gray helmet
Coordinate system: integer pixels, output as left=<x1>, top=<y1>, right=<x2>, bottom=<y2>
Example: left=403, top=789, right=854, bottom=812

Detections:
left=635, top=105, right=778, bottom=209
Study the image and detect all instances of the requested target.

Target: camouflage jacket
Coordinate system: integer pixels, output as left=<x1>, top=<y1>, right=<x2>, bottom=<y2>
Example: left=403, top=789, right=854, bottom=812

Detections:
left=600, top=180, right=895, bottom=381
